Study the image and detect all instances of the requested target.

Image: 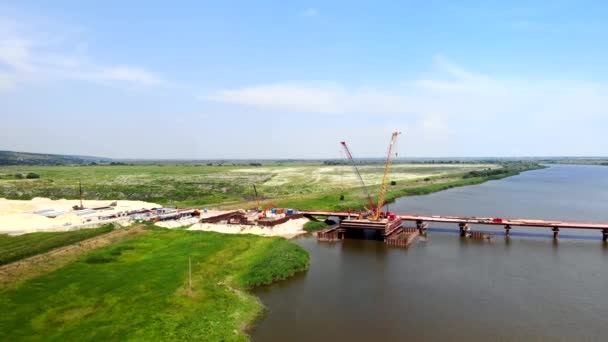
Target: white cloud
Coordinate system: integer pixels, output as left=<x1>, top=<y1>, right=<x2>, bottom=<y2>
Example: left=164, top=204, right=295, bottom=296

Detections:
left=207, top=82, right=412, bottom=114
left=89, top=66, right=167, bottom=86
left=301, top=8, right=319, bottom=17
left=0, top=15, right=168, bottom=90
left=204, top=56, right=608, bottom=155
left=205, top=55, right=608, bottom=120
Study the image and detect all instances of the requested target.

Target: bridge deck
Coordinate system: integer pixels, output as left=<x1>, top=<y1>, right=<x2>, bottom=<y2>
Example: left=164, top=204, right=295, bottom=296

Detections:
left=302, top=211, right=608, bottom=231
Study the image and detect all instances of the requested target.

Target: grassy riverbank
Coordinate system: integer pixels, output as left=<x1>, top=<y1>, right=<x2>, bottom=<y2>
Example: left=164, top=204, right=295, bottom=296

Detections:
left=271, top=163, right=544, bottom=211
left=0, top=225, right=309, bottom=341
left=0, top=224, right=114, bottom=265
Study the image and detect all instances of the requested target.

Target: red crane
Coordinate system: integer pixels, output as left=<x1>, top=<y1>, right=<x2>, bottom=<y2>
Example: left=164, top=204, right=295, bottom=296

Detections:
left=340, top=141, right=376, bottom=215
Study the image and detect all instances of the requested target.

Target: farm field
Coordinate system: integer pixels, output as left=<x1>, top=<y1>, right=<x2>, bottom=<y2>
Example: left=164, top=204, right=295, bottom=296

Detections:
left=0, top=163, right=526, bottom=209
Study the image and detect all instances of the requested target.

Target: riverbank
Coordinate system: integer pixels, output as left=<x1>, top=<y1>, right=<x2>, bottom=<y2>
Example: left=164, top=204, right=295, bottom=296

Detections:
left=269, top=163, right=545, bottom=211
left=0, top=224, right=309, bottom=341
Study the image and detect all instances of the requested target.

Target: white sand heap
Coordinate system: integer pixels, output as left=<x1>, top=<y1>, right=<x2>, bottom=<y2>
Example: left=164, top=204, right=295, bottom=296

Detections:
left=154, top=217, right=201, bottom=229
left=187, top=217, right=309, bottom=239
left=0, top=197, right=159, bottom=235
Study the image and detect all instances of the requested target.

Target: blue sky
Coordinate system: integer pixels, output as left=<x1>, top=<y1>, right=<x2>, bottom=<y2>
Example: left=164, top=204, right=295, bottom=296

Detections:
left=1, top=1, right=608, bottom=158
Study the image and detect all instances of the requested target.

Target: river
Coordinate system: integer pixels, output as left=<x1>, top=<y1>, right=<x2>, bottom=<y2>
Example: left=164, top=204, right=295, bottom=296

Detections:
left=251, top=165, right=608, bottom=341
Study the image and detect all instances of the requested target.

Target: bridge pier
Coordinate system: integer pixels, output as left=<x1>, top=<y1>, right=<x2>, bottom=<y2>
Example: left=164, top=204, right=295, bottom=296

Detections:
left=602, top=229, right=608, bottom=242
left=504, top=224, right=512, bottom=237
left=459, top=223, right=471, bottom=237
left=416, top=220, right=428, bottom=234
left=552, top=227, right=559, bottom=240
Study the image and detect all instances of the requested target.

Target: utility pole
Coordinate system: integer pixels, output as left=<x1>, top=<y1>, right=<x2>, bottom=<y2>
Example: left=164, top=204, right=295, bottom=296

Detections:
left=79, top=180, right=84, bottom=209
left=189, top=256, right=192, bottom=292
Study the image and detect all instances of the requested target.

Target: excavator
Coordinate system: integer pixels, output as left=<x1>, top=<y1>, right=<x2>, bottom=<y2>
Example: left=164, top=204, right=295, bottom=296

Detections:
left=259, top=202, right=275, bottom=219
left=252, top=184, right=275, bottom=219
left=340, top=131, right=401, bottom=220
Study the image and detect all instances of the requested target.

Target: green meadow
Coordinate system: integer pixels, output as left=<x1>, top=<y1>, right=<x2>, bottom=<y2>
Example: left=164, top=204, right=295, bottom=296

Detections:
left=0, top=226, right=309, bottom=341
left=0, top=162, right=542, bottom=209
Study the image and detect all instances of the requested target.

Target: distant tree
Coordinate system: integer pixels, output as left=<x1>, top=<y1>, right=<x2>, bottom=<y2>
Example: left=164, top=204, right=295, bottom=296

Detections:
left=14, top=173, right=24, bottom=179
left=424, top=177, right=431, bottom=181
left=25, top=172, right=40, bottom=179
left=207, top=163, right=213, bottom=166
left=339, top=194, right=345, bottom=201
left=390, top=181, right=397, bottom=186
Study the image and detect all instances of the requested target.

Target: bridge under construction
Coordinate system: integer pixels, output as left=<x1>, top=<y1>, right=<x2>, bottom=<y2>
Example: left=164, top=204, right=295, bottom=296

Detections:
left=302, top=210, right=608, bottom=246
left=303, top=132, right=608, bottom=246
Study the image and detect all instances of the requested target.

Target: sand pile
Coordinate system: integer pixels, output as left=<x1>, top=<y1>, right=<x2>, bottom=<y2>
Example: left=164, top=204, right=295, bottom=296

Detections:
left=187, top=217, right=308, bottom=239
left=0, top=197, right=159, bottom=235
left=155, top=217, right=200, bottom=229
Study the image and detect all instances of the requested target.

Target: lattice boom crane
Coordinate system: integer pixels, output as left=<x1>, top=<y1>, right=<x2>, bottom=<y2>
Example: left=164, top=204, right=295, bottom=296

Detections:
left=340, top=141, right=376, bottom=214
left=373, top=131, right=401, bottom=220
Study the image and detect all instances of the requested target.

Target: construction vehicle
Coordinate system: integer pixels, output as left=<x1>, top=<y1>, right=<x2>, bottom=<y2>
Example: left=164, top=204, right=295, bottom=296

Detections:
left=372, top=131, right=401, bottom=220
left=259, top=203, right=275, bottom=219
left=340, top=131, right=401, bottom=220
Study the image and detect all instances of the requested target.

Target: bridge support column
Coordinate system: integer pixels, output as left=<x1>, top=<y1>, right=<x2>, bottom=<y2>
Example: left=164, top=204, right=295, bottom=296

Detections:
left=602, top=229, right=608, bottom=242
left=416, top=220, right=428, bottom=234
left=552, top=227, right=559, bottom=240
left=459, top=223, right=470, bottom=237
left=504, top=225, right=512, bottom=237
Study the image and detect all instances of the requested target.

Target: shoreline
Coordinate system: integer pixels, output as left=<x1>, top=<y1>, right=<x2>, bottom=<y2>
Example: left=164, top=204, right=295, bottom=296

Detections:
left=268, top=164, right=546, bottom=212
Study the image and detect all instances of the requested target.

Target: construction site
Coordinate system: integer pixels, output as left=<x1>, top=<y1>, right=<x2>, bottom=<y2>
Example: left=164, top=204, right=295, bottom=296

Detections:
left=4, top=131, right=608, bottom=244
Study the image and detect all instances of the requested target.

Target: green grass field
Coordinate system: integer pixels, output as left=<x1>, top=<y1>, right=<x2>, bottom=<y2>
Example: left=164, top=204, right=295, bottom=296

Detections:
left=0, top=162, right=540, bottom=209
left=0, top=225, right=114, bottom=265
left=0, top=226, right=309, bottom=341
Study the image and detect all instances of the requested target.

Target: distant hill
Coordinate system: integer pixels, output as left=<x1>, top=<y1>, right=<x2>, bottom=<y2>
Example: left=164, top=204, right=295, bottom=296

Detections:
left=0, top=151, right=111, bottom=166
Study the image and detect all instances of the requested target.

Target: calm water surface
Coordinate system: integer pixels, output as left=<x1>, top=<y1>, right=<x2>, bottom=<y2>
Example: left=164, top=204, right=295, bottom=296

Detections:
left=252, top=165, right=608, bottom=341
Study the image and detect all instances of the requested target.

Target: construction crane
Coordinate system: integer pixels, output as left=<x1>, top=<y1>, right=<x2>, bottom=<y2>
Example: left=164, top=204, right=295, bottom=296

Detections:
left=252, top=184, right=260, bottom=210
left=373, top=131, right=401, bottom=220
left=340, top=141, right=376, bottom=215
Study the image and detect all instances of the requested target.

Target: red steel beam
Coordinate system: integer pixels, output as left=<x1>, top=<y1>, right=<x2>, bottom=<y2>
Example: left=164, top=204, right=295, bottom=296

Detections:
left=301, top=211, right=608, bottom=230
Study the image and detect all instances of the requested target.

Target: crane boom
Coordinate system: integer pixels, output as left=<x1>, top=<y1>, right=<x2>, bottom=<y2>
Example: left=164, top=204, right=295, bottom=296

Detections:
left=340, top=141, right=376, bottom=213
left=373, top=131, right=401, bottom=220
left=253, top=184, right=260, bottom=210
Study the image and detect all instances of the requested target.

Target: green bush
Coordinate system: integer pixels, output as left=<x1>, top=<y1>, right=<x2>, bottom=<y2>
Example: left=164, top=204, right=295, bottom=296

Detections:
left=303, top=221, right=329, bottom=232
left=25, top=172, right=40, bottom=179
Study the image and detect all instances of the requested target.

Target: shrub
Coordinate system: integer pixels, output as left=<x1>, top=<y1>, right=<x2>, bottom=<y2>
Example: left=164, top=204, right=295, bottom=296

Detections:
left=303, top=221, right=329, bottom=232
left=25, top=173, right=40, bottom=179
